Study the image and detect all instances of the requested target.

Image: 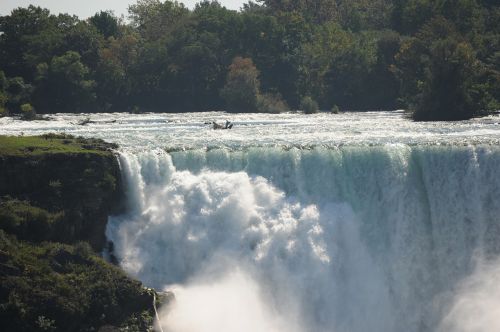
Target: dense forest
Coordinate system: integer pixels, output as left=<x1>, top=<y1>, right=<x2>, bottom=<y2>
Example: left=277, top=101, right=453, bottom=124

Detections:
left=0, top=0, right=498, bottom=120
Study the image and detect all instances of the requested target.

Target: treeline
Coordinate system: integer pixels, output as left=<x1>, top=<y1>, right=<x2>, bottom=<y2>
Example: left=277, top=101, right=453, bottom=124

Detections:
left=0, top=0, right=498, bottom=120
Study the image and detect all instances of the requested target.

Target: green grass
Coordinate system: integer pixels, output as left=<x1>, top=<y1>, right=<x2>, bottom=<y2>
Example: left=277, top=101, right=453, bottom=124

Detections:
left=0, top=134, right=116, bottom=156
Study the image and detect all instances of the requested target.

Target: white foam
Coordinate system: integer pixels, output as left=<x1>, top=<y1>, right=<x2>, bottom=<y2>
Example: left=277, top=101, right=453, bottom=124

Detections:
left=106, top=144, right=500, bottom=331
left=439, top=258, right=500, bottom=332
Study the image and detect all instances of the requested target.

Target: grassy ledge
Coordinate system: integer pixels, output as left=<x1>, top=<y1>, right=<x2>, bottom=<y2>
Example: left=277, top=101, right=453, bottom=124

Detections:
left=0, top=134, right=118, bottom=157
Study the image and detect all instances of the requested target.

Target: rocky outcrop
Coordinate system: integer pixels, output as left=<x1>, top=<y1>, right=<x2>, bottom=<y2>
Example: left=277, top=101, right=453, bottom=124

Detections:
left=0, top=137, right=123, bottom=250
left=0, top=135, right=156, bottom=332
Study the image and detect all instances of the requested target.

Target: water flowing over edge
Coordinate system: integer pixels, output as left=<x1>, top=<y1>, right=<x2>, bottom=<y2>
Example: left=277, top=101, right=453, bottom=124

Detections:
left=106, top=144, right=500, bottom=332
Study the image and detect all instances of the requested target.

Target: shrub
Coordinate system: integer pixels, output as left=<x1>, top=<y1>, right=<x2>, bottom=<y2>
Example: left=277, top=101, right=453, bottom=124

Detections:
left=257, top=93, right=289, bottom=113
left=0, top=92, right=7, bottom=117
left=221, top=57, right=260, bottom=112
left=20, top=103, right=36, bottom=120
left=331, top=105, right=340, bottom=114
left=41, top=133, right=75, bottom=139
left=0, top=106, right=7, bottom=118
left=412, top=39, right=477, bottom=121
left=0, top=232, right=155, bottom=332
left=300, top=96, right=319, bottom=114
left=0, top=199, right=62, bottom=242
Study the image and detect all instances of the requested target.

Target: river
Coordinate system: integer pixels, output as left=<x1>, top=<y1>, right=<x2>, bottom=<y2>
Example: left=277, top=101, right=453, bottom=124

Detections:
left=2, top=111, right=500, bottom=332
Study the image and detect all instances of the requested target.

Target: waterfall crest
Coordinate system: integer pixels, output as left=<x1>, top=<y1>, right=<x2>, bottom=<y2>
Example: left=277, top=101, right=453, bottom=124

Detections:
left=107, top=145, right=500, bottom=332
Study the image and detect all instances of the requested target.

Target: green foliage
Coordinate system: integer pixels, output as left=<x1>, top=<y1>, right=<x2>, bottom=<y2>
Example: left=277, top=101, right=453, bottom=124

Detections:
left=89, top=11, right=119, bottom=38
left=36, top=316, right=56, bottom=331
left=0, top=231, right=154, bottom=332
left=0, top=198, right=62, bottom=242
left=20, top=103, right=36, bottom=120
left=0, top=6, right=55, bottom=79
left=0, top=0, right=497, bottom=118
left=4, top=77, right=33, bottom=113
left=95, top=32, right=139, bottom=111
left=300, top=96, right=319, bottom=113
left=393, top=17, right=493, bottom=120
left=0, top=103, right=9, bottom=118
left=0, top=136, right=151, bottom=331
left=0, top=135, right=113, bottom=156
left=221, top=57, right=261, bottom=112
left=413, top=38, right=478, bottom=120
left=257, top=93, right=289, bottom=113
left=0, top=134, right=121, bottom=251
left=0, top=70, right=7, bottom=91
left=129, top=0, right=189, bottom=40
left=0, top=72, right=7, bottom=115
left=0, top=99, right=7, bottom=117
left=35, top=51, right=96, bottom=113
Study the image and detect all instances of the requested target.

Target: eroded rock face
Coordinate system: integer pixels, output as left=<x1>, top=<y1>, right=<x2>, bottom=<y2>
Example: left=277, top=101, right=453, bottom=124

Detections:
left=0, top=136, right=156, bottom=332
left=0, top=150, right=123, bottom=250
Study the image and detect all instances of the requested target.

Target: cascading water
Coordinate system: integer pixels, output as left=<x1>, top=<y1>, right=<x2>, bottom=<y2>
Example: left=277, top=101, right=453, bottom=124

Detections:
left=2, top=111, right=500, bottom=331
left=107, top=145, right=500, bottom=332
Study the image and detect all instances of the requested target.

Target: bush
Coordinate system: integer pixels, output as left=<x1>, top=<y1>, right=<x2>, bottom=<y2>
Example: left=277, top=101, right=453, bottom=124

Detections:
left=257, top=93, right=289, bottom=113
left=0, top=92, right=7, bottom=117
left=0, top=231, right=155, bottom=332
left=412, top=39, right=477, bottom=121
left=0, top=199, right=62, bottom=242
left=300, top=96, right=319, bottom=114
left=221, top=57, right=260, bottom=112
left=331, top=105, right=340, bottom=114
left=20, top=103, right=36, bottom=120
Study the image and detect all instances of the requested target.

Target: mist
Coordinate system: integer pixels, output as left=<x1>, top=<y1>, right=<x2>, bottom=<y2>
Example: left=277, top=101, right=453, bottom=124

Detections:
left=439, top=258, right=500, bottom=332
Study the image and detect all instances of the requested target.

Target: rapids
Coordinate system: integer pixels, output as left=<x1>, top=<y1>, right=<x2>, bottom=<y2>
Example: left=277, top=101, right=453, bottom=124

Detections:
left=2, top=111, right=500, bottom=331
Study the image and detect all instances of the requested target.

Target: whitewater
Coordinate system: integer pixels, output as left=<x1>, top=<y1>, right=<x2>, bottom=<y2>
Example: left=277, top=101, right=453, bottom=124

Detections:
left=2, top=111, right=500, bottom=332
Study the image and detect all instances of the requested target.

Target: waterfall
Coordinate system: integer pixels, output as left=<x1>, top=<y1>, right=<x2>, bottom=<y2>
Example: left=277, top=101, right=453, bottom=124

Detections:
left=106, top=144, right=500, bottom=332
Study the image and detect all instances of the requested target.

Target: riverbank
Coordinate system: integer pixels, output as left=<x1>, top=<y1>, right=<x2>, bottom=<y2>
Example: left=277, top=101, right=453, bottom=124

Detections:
left=0, top=134, right=157, bottom=331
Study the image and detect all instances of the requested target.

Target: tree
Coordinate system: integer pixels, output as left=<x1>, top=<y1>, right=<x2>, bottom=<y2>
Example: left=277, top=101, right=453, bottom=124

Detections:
left=128, top=0, right=189, bottom=41
left=5, top=76, right=33, bottom=113
left=394, top=0, right=485, bottom=34
left=322, top=31, right=379, bottom=109
left=61, top=21, right=104, bottom=69
left=300, top=96, right=319, bottom=113
left=95, top=32, right=140, bottom=111
left=0, top=6, right=57, bottom=79
left=256, top=93, right=289, bottom=113
left=89, top=11, right=120, bottom=38
left=0, top=71, right=7, bottom=115
left=20, top=103, right=36, bottom=120
left=413, top=38, right=479, bottom=120
left=221, top=57, right=261, bottom=112
left=34, top=51, right=95, bottom=113
left=258, top=0, right=340, bottom=23
left=394, top=17, right=486, bottom=120
left=394, top=18, right=458, bottom=107
left=297, top=22, right=352, bottom=108
left=0, top=1, right=496, bottom=116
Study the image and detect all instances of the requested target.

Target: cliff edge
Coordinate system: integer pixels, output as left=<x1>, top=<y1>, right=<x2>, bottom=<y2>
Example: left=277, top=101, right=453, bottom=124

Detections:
left=0, top=134, right=157, bottom=332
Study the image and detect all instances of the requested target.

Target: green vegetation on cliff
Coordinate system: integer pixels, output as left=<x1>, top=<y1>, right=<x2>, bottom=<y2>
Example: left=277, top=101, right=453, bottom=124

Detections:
left=0, top=135, right=157, bottom=332
left=0, top=231, right=155, bottom=332
left=0, top=134, right=116, bottom=156
left=0, top=134, right=121, bottom=249
left=0, top=1, right=498, bottom=120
